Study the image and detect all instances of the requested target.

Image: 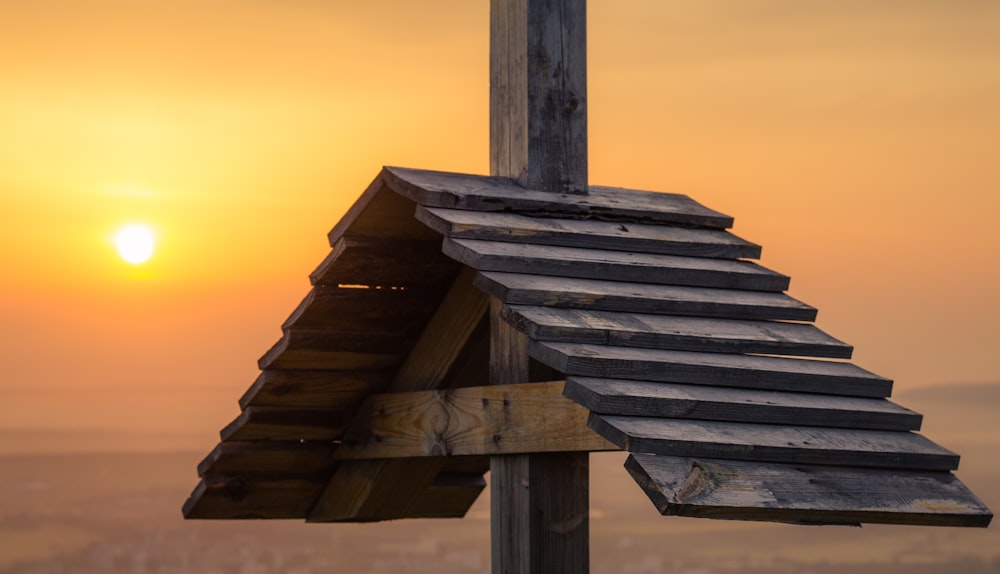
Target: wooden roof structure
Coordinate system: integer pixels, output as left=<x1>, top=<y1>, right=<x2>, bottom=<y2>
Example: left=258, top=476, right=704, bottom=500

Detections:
left=185, top=2, right=989, bottom=570
left=184, top=165, right=992, bottom=528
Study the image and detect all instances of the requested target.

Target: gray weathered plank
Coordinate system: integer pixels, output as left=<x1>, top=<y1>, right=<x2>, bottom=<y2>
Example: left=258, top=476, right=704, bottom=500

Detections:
left=416, top=206, right=761, bottom=259
left=591, top=415, right=959, bottom=470
left=564, top=377, right=921, bottom=431
left=475, top=271, right=818, bottom=321
left=446, top=239, right=789, bottom=291
left=382, top=166, right=735, bottom=228
left=219, top=406, right=354, bottom=442
left=531, top=342, right=892, bottom=397
left=625, top=454, right=992, bottom=527
left=239, top=369, right=392, bottom=409
left=505, top=305, right=852, bottom=358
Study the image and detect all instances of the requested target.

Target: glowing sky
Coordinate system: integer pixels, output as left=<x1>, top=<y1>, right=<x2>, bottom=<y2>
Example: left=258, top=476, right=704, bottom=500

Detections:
left=1, top=0, right=998, bottom=446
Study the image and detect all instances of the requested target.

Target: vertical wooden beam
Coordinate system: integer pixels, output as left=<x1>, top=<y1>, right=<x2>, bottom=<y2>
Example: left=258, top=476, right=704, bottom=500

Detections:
left=490, top=0, right=590, bottom=571
left=491, top=0, right=588, bottom=194
left=490, top=300, right=590, bottom=573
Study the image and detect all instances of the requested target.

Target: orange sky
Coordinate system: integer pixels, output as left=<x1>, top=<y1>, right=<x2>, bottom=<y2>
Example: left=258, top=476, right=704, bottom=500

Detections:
left=1, top=0, right=998, bottom=447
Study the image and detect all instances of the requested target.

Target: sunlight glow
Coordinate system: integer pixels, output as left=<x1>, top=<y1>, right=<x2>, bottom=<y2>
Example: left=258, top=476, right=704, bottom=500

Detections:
left=115, top=224, right=155, bottom=264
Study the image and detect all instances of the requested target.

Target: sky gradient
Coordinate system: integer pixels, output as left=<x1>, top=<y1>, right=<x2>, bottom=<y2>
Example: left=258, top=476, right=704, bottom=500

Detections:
left=1, top=0, right=998, bottom=449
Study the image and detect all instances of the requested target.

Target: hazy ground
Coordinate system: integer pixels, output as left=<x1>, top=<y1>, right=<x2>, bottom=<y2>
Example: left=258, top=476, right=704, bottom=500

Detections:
left=0, top=383, right=996, bottom=573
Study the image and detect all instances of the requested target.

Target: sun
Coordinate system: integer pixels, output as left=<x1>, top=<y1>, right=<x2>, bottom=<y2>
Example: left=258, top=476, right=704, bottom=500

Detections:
left=114, top=223, right=156, bottom=264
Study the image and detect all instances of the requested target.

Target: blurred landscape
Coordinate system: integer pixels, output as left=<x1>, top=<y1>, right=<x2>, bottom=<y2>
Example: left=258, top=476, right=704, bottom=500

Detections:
left=1, top=383, right=997, bottom=574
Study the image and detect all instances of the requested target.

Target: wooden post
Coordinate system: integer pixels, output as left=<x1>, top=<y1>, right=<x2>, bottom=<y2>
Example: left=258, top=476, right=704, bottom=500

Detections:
left=491, top=0, right=588, bottom=194
left=489, top=1, right=590, bottom=572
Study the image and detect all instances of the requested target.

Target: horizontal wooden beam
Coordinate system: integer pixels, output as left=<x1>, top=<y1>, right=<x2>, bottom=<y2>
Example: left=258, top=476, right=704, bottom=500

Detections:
left=334, top=380, right=617, bottom=460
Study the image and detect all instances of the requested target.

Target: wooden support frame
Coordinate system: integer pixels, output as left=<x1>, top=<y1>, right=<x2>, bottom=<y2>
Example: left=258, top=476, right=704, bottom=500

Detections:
left=335, top=381, right=616, bottom=460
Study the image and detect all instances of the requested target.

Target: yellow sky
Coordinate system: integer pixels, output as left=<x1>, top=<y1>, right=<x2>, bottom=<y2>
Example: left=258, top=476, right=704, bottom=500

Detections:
left=1, top=0, right=998, bottom=442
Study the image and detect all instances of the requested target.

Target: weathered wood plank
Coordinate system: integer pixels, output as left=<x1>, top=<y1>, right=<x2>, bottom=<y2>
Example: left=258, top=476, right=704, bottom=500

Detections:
left=326, top=173, right=438, bottom=244
left=475, top=271, right=818, bottom=321
left=564, top=377, right=922, bottom=431
left=505, top=305, right=852, bottom=358
left=626, top=454, right=993, bottom=527
left=182, top=476, right=326, bottom=520
left=280, top=285, right=437, bottom=332
left=383, top=165, right=735, bottom=228
left=491, top=0, right=587, bottom=194
left=197, top=441, right=338, bottom=477
left=239, top=369, right=391, bottom=409
left=417, top=206, right=761, bottom=259
left=335, top=381, right=616, bottom=459
left=308, top=269, right=491, bottom=522
left=531, top=342, right=892, bottom=397
left=308, top=457, right=478, bottom=522
left=257, top=329, right=412, bottom=371
left=310, top=236, right=460, bottom=291
left=445, top=239, right=789, bottom=291
left=219, top=406, right=354, bottom=442
left=591, top=415, right=959, bottom=470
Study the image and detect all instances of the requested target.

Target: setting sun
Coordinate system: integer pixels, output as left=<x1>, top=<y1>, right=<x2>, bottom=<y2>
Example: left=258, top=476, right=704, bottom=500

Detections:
left=115, top=223, right=156, bottom=264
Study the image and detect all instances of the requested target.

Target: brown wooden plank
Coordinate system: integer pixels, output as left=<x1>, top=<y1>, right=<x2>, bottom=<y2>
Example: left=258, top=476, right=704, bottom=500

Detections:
left=307, top=457, right=456, bottom=522
left=476, top=271, right=818, bottom=321
left=257, top=329, right=412, bottom=371
left=182, top=476, right=327, bottom=520
left=383, top=165, right=735, bottom=228
left=531, top=342, right=892, bottom=397
left=416, top=205, right=761, bottom=259
left=308, top=269, right=491, bottom=522
left=239, top=369, right=391, bottom=409
left=505, top=305, right=853, bottom=358
left=446, top=238, right=789, bottom=291
left=197, top=441, right=338, bottom=477
left=564, top=377, right=922, bottom=431
left=402, top=471, right=488, bottom=519
left=309, top=236, right=460, bottom=290
left=280, top=285, right=437, bottom=332
left=591, top=415, right=959, bottom=470
left=326, top=173, right=438, bottom=244
left=335, top=381, right=616, bottom=460
left=626, top=454, right=993, bottom=527
left=219, top=406, right=354, bottom=442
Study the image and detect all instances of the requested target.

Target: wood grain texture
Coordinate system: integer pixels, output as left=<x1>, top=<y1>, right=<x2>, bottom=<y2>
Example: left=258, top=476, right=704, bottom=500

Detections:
left=445, top=239, right=789, bottom=291
left=505, top=305, right=852, bottom=358
left=531, top=342, right=892, bottom=397
left=309, top=270, right=491, bottom=522
left=382, top=166, right=734, bottom=228
left=625, top=454, right=992, bottom=527
left=239, top=369, right=391, bottom=409
left=335, top=381, right=616, bottom=459
left=219, top=406, right=355, bottom=442
left=491, top=0, right=587, bottom=193
left=417, top=205, right=761, bottom=259
left=475, top=271, right=818, bottom=321
left=564, top=377, right=922, bottom=431
left=591, top=415, right=959, bottom=470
